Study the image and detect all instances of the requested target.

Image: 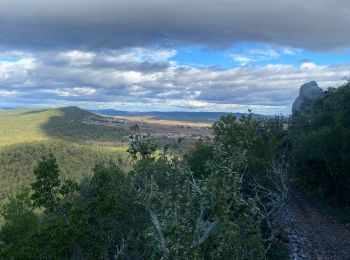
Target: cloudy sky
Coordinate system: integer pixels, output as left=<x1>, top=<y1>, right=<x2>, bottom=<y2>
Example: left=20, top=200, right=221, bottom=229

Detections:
left=0, top=0, right=349, bottom=114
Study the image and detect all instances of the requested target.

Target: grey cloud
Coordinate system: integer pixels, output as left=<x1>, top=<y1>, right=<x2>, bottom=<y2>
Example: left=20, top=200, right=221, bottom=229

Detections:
left=0, top=0, right=350, bottom=51
left=1, top=49, right=349, bottom=114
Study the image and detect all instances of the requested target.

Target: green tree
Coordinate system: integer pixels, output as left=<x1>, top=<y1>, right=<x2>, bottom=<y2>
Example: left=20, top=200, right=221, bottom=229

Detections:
left=0, top=189, right=39, bottom=258
left=31, top=153, right=60, bottom=213
left=129, top=131, right=265, bottom=259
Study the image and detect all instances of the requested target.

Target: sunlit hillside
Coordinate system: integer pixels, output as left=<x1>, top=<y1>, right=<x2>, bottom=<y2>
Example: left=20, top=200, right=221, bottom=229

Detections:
left=0, top=107, right=130, bottom=199
left=0, top=108, right=61, bottom=146
left=0, top=107, right=128, bottom=146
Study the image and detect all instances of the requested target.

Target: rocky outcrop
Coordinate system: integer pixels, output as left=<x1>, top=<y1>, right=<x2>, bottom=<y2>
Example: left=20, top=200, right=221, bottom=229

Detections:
left=292, top=81, right=324, bottom=114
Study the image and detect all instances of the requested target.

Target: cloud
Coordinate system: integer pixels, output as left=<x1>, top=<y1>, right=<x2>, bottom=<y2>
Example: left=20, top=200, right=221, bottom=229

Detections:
left=231, top=55, right=255, bottom=66
left=0, top=90, right=17, bottom=97
left=0, top=0, right=350, bottom=51
left=41, top=87, right=96, bottom=97
left=0, top=48, right=348, bottom=114
left=230, top=46, right=300, bottom=66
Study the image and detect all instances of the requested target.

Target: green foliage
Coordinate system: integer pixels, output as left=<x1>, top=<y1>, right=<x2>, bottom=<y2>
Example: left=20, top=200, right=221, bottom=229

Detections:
left=0, top=189, right=39, bottom=259
left=0, top=161, right=147, bottom=259
left=0, top=108, right=59, bottom=146
left=0, top=140, right=129, bottom=200
left=213, top=112, right=288, bottom=192
left=62, top=164, right=147, bottom=258
left=184, top=140, right=213, bottom=179
left=127, top=131, right=158, bottom=160
left=0, top=107, right=127, bottom=147
left=202, top=145, right=265, bottom=259
left=31, top=153, right=61, bottom=211
left=292, top=82, right=350, bottom=207
left=210, top=112, right=289, bottom=257
left=42, top=106, right=128, bottom=143
left=0, top=111, right=288, bottom=259
left=131, top=131, right=265, bottom=258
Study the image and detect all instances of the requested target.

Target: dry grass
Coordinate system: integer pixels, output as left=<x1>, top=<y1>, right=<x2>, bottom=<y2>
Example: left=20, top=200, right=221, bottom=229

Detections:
left=114, top=116, right=212, bottom=128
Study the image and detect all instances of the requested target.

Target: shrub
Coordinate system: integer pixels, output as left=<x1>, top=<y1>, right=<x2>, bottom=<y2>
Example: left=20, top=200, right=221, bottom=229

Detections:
left=292, top=81, right=350, bottom=207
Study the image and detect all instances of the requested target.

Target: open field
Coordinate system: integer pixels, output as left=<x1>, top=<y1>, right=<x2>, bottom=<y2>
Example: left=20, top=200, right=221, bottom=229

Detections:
left=0, top=108, right=61, bottom=146
left=84, top=115, right=213, bottom=142
left=114, top=116, right=212, bottom=127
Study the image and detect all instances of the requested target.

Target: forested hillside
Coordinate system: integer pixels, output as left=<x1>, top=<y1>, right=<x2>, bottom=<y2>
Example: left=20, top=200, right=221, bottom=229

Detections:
left=0, top=141, right=129, bottom=200
left=1, top=81, right=350, bottom=258
left=0, top=112, right=289, bottom=259
left=0, top=107, right=130, bottom=199
left=0, top=107, right=128, bottom=146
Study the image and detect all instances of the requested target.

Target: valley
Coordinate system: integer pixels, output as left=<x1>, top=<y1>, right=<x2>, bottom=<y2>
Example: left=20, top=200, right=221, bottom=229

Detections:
left=0, top=106, right=213, bottom=199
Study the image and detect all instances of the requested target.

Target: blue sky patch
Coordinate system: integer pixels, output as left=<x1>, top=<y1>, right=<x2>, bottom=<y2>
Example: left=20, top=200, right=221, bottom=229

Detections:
left=171, top=44, right=350, bottom=68
left=0, top=57, right=21, bottom=62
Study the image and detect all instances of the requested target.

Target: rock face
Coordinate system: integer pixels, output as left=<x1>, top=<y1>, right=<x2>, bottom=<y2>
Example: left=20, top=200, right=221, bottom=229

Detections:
left=292, top=81, right=324, bottom=114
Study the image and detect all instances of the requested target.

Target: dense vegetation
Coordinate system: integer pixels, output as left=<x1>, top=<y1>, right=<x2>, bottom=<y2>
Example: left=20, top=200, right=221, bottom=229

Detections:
left=3, top=79, right=350, bottom=258
left=291, top=81, right=350, bottom=210
left=0, top=107, right=131, bottom=200
left=42, top=107, right=128, bottom=143
left=0, top=141, right=129, bottom=200
left=0, top=113, right=288, bottom=259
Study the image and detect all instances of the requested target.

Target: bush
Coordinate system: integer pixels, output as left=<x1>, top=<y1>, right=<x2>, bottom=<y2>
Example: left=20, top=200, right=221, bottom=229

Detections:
left=184, top=140, right=213, bottom=179
left=0, top=113, right=289, bottom=258
left=292, top=82, right=350, bottom=207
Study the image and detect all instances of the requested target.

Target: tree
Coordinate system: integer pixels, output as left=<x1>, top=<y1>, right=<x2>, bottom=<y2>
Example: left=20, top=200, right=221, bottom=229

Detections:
left=129, top=130, right=265, bottom=259
left=212, top=113, right=289, bottom=255
left=0, top=189, right=39, bottom=258
left=31, top=153, right=61, bottom=213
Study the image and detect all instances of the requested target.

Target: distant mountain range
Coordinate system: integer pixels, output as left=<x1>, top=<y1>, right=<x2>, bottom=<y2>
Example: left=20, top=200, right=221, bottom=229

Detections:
left=90, top=109, right=275, bottom=123
left=0, top=107, right=279, bottom=123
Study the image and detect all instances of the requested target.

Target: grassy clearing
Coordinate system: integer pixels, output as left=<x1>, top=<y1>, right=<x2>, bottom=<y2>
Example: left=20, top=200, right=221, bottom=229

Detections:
left=0, top=108, right=63, bottom=146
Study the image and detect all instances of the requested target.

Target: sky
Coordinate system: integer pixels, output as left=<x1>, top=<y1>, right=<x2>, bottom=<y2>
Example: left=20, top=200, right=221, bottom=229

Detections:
left=0, top=0, right=349, bottom=115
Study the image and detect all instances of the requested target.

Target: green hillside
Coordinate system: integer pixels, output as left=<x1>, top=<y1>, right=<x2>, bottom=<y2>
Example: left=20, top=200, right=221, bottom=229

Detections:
left=0, top=106, right=128, bottom=146
left=0, top=141, right=130, bottom=200
left=0, top=107, right=130, bottom=199
left=0, top=108, right=60, bottom=146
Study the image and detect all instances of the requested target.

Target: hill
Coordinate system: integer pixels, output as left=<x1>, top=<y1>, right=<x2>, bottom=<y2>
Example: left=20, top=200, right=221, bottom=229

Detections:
left=0, top=107, right=130, bottom=199
left=0, top=106, right=128, bottom=147
left=0, top=106, right=211, bottom=199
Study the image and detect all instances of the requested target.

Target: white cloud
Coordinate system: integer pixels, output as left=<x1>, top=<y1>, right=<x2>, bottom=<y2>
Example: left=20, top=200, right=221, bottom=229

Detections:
left=41, top=87, right=96, bottom=97
left=99, top=48, right=176, bottom=64
left=300, top=62, right=318, bottom=70
left=0, top=90, right=17, bottom=97
left=0, top=48, right=348, bottom=115
left=230, top=46, right=300, bottom=66
left=231, top=55, right=255, bottom=66
left=56, top=50, right=96, bottom=66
